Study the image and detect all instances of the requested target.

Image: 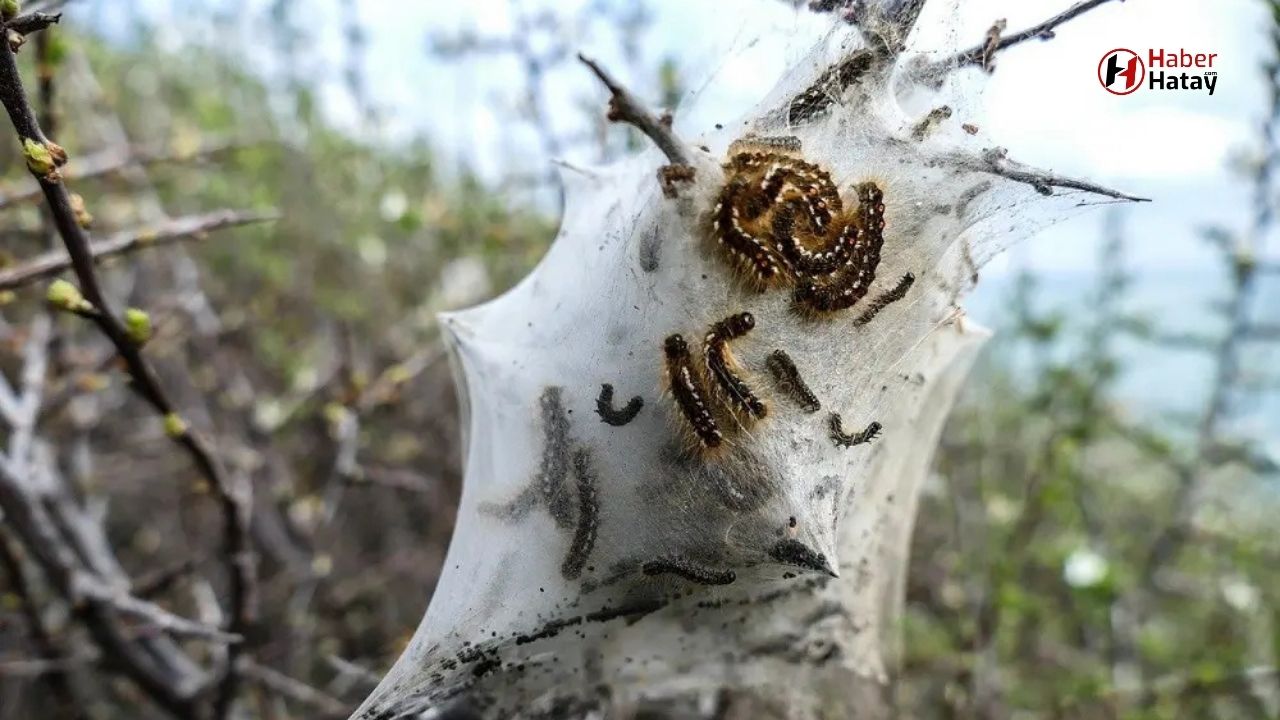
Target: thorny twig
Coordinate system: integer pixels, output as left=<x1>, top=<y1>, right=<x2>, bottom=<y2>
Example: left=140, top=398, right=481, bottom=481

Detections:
left=0, top=19, right=260, bottom=717
left=0, top=209, right=279, bottom=291
left=579, top=53, right=691, bottom=166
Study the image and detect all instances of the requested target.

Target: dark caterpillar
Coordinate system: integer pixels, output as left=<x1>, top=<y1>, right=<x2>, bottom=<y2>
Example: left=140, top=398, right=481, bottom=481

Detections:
left=711, top=178, right=787, bottom=285
left=703, top=312, right=768, bottom=420
left=642, top=557, right=737, bottom=586
left=664, top=334, right=723, bottom=450
left=765, top=350, right=820, bottom=413
left=535, top=387, right=574, bottom=528
left=854, top=272, right=915, bottom=326
left=561, top=449, right=600, bottom=580
left=769, top=539, right=835, bottom=576
left=829, top=414, right=882, bottom=448
left=595, top=383, right=643, bottom=426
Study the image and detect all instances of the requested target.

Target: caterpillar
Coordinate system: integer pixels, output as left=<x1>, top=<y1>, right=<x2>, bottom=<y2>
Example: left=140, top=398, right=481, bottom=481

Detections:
left=561, top=449, right=600, bottom=580
left=664, top=334, right=723, bottom=451
left=704, top=312, right=768, bottom=420
left=595, top=383, right=643, bottom=427
left=853, top=272, right=915, bottom=326
left=535, top=387, right=574, bottom=528
left=765, top=349, right=820, bottom=414
left=768, top=539, right=835, bottom=577
left=642, top=557, right=736, bottom=586
left=829, top=414, right=882, bottom=448
left=792, top=182, right=887, bottom=314
left=711, top=178, right=788, bottom=285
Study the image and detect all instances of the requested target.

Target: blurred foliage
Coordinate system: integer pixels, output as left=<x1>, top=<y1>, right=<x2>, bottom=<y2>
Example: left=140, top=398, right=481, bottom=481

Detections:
left=902, top=227, right=1280, bottom=718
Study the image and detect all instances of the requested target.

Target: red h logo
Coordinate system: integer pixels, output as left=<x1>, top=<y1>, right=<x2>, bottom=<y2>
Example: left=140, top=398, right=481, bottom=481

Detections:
left=1098, top=49, right=1145, bottom=95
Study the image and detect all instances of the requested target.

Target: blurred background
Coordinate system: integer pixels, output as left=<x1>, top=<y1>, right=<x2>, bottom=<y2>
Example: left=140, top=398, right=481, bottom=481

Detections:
left=0, top=0, right=1276, bottom=718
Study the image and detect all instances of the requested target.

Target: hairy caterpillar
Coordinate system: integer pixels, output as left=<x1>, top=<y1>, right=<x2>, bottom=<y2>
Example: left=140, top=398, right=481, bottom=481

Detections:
left=792, top=182, right=886, bottom=314
left=768, top=539, right=835, bottom=576
left=704, top=312, right=768, bottom=420
left=765, top=349, right=820, bottom=414
left=853, top=272, right=915, bottom=326
left=535, top=387, right=575, bottom=528
left=829, top=414, right=882, bottom=448
left=664, top=334, right=723, bottom=450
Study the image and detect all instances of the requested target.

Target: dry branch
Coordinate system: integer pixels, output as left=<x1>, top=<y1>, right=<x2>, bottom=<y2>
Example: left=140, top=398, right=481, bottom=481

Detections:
left=0, top=209, right=278, bottom=291
left=579, top=53, right=691, bottom=165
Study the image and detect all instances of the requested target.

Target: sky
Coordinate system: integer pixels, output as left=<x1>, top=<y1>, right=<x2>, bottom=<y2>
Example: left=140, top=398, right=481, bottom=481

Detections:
left=76, top=0, right=1279, bottom=436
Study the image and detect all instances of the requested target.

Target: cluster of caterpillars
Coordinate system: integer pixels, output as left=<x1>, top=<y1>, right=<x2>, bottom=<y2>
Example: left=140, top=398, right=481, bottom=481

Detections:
left=662, top=137, right=910, bottom=455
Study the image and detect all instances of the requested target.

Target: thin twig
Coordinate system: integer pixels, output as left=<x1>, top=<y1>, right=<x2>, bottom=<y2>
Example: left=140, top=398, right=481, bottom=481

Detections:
left=957, top=147, right=1149, bottom=202
left=0, top=135, right=260, bottom=210
left=0, top=209, right=278, bottom=291
left=241, top=660, right=349, bottom=717
left=934, top=0, right=1127, bottom=73
left=578, top=53, right=690, bottom=165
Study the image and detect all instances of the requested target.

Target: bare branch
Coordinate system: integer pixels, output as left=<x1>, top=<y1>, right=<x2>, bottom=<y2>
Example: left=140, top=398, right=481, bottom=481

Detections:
left=579, top=53, right=691, bottom=165
left=241, top=660, right=350, bottom=717
left=955, top=147, right=1150, bottom=202
left=0, top=135, right=261, bottom=210
left=7, top=11, right=61, bottom=38
left=934, top=0, right=1127, bottom=74
left=0, top=209, right=278, bottom=291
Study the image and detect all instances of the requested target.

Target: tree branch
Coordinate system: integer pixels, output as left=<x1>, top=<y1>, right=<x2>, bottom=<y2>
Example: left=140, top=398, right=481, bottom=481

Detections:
left=578, top=53, right=691, bottom=165
left=957, top=147, right=1150, bottom=202
left=0, top=209, right=278, bottom=291
left=0, top=135, right=260, bottom=210
left=917, top=0, right=1127, bottom=79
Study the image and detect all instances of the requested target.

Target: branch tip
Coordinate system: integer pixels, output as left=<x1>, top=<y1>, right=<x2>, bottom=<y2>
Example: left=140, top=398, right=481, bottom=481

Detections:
left=578, top=52, right=691, bottom=166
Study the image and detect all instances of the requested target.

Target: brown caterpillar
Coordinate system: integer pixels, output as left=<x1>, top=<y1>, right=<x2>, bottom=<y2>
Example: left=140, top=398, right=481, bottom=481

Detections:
left=711, top=177, right=788, bottom=285
left=854, top=272, right=915, bottom=326
left=793, top=182, right=887, bottom=314
left=642, top=557, right=736, bottom=586
left=758, top=159, right=842, bottom=231
left=561, top=449, right=600, bottom=580
left=771, top=198, right=859, bottom=276
left=829, top=414, right=882, bottom=448
left=595, top=383, right=643, bottom=426
left=664, top=334, right=723, bottom=450
left=704, top=312, right=768, bottom=421
left=765, top=350, right=820, bottom=414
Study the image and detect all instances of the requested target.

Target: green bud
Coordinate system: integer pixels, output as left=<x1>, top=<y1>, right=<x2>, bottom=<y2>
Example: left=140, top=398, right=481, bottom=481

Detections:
left=124, top=308, right=152, bottom=345
left=163, top=413, right=188, bottom=438
left=46, top=279, right=89, bottom=312
left=22, top=138, right=56, bottom=176
left=1, top=0, right=19, bottom=21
